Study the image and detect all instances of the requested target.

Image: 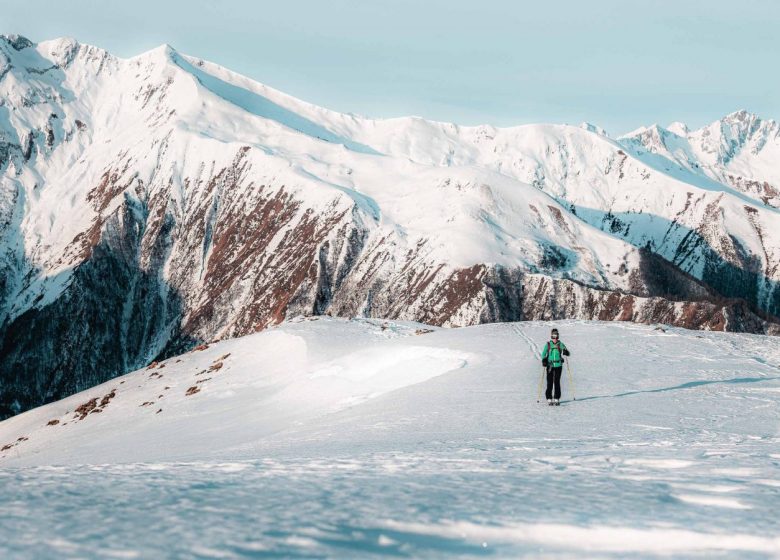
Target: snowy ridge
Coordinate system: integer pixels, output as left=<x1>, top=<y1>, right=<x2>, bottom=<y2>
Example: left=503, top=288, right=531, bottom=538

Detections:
left=0, top=317, right=778, bottom=557
left=2, top=34, right=780, bottom=416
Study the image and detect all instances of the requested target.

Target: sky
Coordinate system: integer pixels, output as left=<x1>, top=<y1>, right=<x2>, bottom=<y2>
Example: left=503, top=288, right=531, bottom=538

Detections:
left=3, top=0, right=778, bottom=135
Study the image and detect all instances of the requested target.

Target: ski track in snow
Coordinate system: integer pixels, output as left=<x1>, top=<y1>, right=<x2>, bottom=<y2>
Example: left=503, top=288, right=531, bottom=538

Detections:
left=0, top=318, right=779, bottom=558
left=513, top=323, right=542, bottom=360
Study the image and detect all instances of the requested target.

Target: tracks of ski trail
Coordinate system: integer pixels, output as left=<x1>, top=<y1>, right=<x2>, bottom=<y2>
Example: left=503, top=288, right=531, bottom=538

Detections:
left=513, top=323, right=542, bottom=363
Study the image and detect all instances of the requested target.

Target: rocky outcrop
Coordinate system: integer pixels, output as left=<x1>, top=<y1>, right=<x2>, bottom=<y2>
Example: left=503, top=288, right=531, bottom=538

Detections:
left=0, top=200, right=183, bottom=417
left=518, top=274, right=779, bottom=335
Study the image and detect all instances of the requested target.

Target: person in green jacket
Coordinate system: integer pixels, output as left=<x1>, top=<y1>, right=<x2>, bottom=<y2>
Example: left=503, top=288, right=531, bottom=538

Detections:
left=541, top=328, right=570, bottom=406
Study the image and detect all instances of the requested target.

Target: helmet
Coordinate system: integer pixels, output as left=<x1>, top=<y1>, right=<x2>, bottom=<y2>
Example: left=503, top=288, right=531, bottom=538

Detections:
left=551, top=328, right=559, bottom=338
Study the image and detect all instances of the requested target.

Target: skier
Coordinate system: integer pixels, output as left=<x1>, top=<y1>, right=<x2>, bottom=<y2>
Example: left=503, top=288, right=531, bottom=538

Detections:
left=541, top=328, right=570, bottom=406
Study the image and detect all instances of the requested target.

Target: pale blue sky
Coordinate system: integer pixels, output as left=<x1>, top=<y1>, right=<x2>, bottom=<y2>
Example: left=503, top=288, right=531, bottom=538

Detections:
left=4, top=0, right=778, bottom=134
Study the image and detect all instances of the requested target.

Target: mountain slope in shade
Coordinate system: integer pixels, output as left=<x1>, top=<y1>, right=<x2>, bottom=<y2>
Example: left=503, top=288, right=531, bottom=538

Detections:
left=0, top=318, right=778, bottom=557
left=1, top=34, right=779, bottom=416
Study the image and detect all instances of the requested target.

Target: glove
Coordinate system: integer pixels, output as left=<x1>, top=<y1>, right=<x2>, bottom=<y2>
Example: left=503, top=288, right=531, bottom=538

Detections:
left=563, top=348, right=570, bottom=356
left=542, top=358, right=548, bottom=368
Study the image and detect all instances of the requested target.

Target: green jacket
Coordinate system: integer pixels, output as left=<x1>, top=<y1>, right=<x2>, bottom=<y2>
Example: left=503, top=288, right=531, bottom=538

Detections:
left=541, top=340, right=568, bottom=368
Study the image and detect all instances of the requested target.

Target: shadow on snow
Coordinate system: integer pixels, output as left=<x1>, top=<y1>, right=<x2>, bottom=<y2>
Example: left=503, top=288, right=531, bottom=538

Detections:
left=574, top=375, right=780, bottom=403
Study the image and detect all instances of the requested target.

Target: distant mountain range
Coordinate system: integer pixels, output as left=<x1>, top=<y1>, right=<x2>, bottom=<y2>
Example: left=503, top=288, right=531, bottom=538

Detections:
left=1, top=33, right=779, bottom=416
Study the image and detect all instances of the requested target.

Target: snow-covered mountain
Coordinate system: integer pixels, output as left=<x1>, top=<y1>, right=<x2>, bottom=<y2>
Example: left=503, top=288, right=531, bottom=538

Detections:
left=1, top=34, right=780, bottom=416
left=0, top=317, right=778, bottom=557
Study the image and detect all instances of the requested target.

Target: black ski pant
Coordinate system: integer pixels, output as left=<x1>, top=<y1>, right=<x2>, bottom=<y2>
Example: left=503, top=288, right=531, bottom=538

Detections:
left=545, top=366, right=562, bottom=400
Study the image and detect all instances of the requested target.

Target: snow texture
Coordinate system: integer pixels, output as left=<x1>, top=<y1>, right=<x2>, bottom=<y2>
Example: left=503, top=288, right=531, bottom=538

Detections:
left=0, top=317, right=778, bottom=558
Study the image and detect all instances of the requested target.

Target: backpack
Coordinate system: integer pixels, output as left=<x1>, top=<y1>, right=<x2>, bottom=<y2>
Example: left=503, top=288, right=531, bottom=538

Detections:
left=546, top=341, right=564, bottom=366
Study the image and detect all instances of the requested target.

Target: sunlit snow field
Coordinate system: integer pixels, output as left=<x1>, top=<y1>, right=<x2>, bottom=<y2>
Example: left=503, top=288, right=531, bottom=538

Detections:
left=1, top=318, right=779, bottom=558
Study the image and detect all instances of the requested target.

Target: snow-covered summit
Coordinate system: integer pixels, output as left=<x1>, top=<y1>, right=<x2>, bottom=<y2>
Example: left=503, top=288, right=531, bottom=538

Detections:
left=620, top=110, right=780, bottom=187
left=0, top=34, right=34, bottom=51
left=667, top=121, right=689, bottom=136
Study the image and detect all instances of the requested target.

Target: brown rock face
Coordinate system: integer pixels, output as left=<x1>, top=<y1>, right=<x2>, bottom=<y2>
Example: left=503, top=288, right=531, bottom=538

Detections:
left=518, top=275, right=778, bottom=335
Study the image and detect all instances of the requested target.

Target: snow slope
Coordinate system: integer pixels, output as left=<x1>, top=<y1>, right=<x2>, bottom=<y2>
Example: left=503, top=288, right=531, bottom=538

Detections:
left=0, top=317, right=778, bottom=558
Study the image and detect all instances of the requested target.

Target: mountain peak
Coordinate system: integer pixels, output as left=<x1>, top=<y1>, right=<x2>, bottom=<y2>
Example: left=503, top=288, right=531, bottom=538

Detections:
left=667, top=121, right=689, bottom=136
left=0, top=34, right=33, bottom=51
left=36, top=36, right=82, bottom=66
left=617, top=123, right=669, bottom=149
left=723, top=109, right=757, bottom=122
left=717, top=110, right=764, bottom=135
left=579, top=122, right=608, bottom=136
left=131, top=43, right=179, bottom=62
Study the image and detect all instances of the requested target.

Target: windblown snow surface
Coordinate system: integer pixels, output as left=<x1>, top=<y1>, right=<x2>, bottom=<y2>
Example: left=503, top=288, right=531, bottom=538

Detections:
left=0, top=318, right=779, bottom=558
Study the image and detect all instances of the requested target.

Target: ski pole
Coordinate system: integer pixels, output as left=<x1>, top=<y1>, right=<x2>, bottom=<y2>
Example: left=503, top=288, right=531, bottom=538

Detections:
left=565, top=360, right=576, bottom=400
left=536, top=365, right=545, bottom=403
